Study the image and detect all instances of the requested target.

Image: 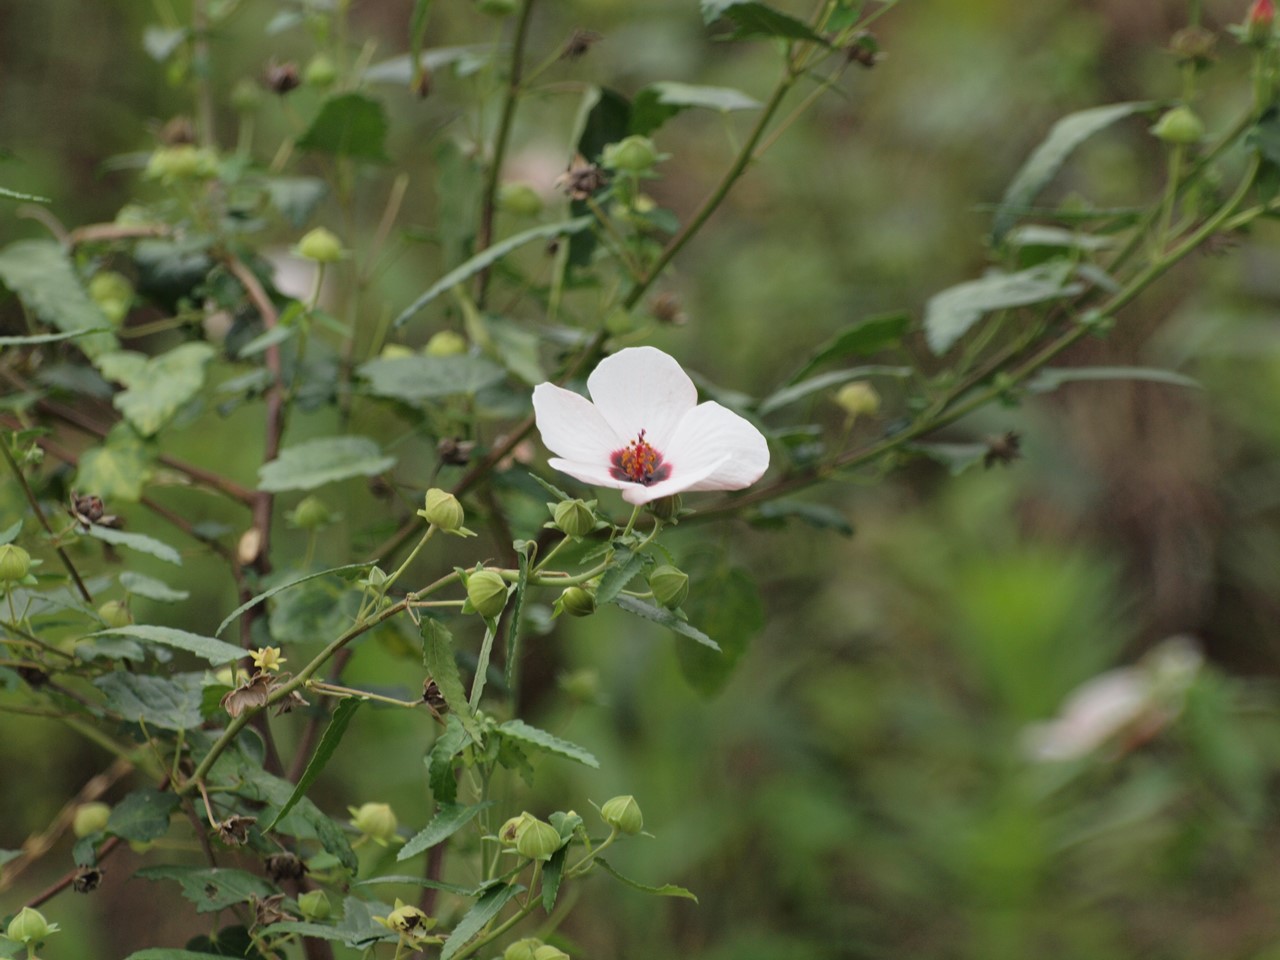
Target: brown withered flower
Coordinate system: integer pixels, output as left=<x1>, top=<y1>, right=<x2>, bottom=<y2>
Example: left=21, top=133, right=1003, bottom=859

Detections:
left=414, top=65, right=434, bottom=99
left=73, top=866, right=104, bottom=894
left=437, top=437, right=475, bottom=467
left=265, top=852, right=308, bottom=884
left=263, top=61, right=301, bottom=95
left=69, top=492, right=121, bottom=530
left=560, top=28, right=603, bottom=61
left=214, top=814, right=257, bottom=846
left=422, top=679, right=449, bottom=721
left=649, top=292, right=688, bottom=326
left=273, top=687, right=309, bottom=716
left=555, top=156, right=608, bottom=201
left=983, top=431, right=1022, bottom=469
left=220, top=672, right=273, bottom=718
left=251, top=893, right=295, bottom=929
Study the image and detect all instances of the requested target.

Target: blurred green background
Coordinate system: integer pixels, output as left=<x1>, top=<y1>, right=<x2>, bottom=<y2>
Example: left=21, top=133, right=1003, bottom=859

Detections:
left=7, top=1, right=1280, bottom=958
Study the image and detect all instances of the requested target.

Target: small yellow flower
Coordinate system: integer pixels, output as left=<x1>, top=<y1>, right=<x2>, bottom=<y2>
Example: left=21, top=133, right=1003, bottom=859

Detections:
left=251, top=646, right=287, bottom=673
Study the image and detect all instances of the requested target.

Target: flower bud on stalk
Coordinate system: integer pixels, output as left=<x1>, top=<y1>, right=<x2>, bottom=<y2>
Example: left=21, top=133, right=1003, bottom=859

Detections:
left=602, top=135, right=659, bottom=173
left=1151, top=106, right=1205, bottom=145
left=97, top=600, right=133, bottom=629
left=600, top=795, right=644, bottom=835
left=1247, top=0, right=1276, bottom=45
left=425, top=330, right=468, bottom=356
left=421, top=488, right=465, bottom=533
left=6, top=906, right=57, bottom=944
left=514, top=815, right=562, bottom=861
left=533, top=946, right=571, bottom=960
left=73, top=802, right=112, bottom=838
left=649, top=565, right=689, bottom=609
left=289, top=495, right=333, bottom=530
left=834, top=381, right=881, bottom=419
left=467, top=569, right=509, bottom=619
left=296, top=227, right=345, bottom=263
left=505, top=939, right=545, bottom=960
left=0, top=543, right=32, bottom=582
left=297, top=890, right=332, bottom=920
left=552, top=499, right=595, bottom=538
left=560, top=586, right=597, bottom=618
left=348, top=802, right=398, bottom=845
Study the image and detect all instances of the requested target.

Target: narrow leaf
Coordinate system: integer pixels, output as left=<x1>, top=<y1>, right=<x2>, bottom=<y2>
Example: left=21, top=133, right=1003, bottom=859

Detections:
left=393, top=218, right=591, bottom=328
left=422, top=619, right=483, bottom=743
left=497, top=719, right=600, bottom=769
left=0, top=185, right=51, bottom=203
left=0, top=327, right=111, bottom=346
left=787, top=312, right=911, bottom=383
left=1026, top=365, right=1200, bottom=393
left=749, top=501, right=853, bottom=537
left=469, top=620, right=497, bottom=711
left=440, top=884, right=526, bottom=960
left=93, top=625, right=243, bottom=665
left=758, top=366, right=912, bottom=416
left=595, top=858, right=698, bottom=901
left=217, top=562, right=375, bottom=636
left=925, top=263, right=1081, bottom=356
left=265, top=698, right=362, bottom=831
left=398, top=801, right=493, bottom=861
left=612, top=595, right=721, bottom=651
left=84, top=523, right=182, bottom=564
left=505, top=541, right=533, bottom=693
left=119, top=572, right=189, bottom=602
left=542, top=844, right=567, bottom=912
left=426, top=715, right=470, bottom=805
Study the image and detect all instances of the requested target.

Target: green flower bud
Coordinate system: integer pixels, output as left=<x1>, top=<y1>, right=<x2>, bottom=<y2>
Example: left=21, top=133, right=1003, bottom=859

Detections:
left=498, top=812, right=536, bottom=847
left=533, top=946, right=571, bottom=960
left=559, top=668, right=601, bottom=704
left=559, top=586, right=596, bottom=618
left=348, top=802, right=398, bottom=845
left=289, top=495, right=333, bottom=530
left=645, top=494, right=682, bottom=522
left=602, top=135, right=660, bottom=173
left=552, top=499, right=596, bottom=538
left=424, top=330, right=468, bottom=357
left=514, top=814, right=562, bottom=861
left=421, top=488, right=465, bottom=533
left=297, top=227, right=345, bottom=263
left=1151, top=106, right=1205, bottom=145
left=504, top=938, right=545, bottom=960
left=467, top=569, right=509, bottom=619
left=834, top=381, right=881, bottom=418
left=73, top=802, right=112, bottom=838
left=305, top=53, right=338, bottom=89
left=648, top=565, right=689, bottom=610
left=476, top=0, right=518, bottom=15
left=88, top=271, right=134, bottom=326
left=600, top=795, right=643, bottom=835
left=0, top=543, right=32, bottom=582
left=380, top=343, right=415, bottom=359
left=297, top=889, right=332, bottom=920
left=145, top=145, right=218, bottom=182
left=498, top=181, right=544, bottom=217
left=97, top=600, right=133, bottom=629
left=231, top=77, right=264, bottom=113
left=6, top=906, right=55, bottom=944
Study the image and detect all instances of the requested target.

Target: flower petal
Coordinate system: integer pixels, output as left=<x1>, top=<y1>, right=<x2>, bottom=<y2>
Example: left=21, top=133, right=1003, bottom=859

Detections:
left=533, top=383, right=622, bottom=464
left=661, top=401, right=769, bottom=493
left=546, top=457, right=634, bottom=492
left=586, top=347, right=697, bottom=449
left=619, top=457, right=727, bottom=505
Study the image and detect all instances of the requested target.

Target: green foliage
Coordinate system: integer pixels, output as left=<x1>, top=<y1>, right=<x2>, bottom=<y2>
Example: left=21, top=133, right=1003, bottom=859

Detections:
left=257, top=436, right=396, bottom=491
left=135, top=866, right=276, bottom=913
left=925, top=261, right=1082, bottom=355
left=266, top=697, right=363, bottom=831
left=92, top=625, right=243, bottom=665
left=0, top=239, right=117, bottom=357
left=297, top=93, right=390, bottom=162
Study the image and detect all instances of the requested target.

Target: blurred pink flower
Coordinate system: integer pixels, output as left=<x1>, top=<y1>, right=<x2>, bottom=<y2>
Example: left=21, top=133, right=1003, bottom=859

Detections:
left=532, top=346, right=769, bottom=506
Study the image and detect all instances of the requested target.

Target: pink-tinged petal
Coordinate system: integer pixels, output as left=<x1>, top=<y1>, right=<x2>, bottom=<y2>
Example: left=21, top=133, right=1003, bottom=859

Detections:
left=586, top=346, right=697, bottom=448
left=619, top=457, right=727, bottom=505
left=546, top=457, right=634, bottom=492
left=662, top=401, right=769, bottom=493
left=533, top=383, right=622, bottom=464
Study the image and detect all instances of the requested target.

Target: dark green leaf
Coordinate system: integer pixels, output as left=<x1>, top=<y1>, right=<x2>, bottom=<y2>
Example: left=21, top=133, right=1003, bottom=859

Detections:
left=749, top=500, right=853, bottom=536
left=1249, top=110, right=1280, bottom=167
left=992, top=102, right=1156, bottom=244
left=357, top=353, right=506, bottom=403
left=265, top=698, right=363, bottom=831
left=84, top=523, right=182, bottom=564
left=631, top=82, right=760, bottom=136
left=758, top=365, right=911, bottom=416
left=506, top=541, right=533, bottom=693
left=440, top=884, right=526, bottom=960
left=676, top=564, right=765, bottom=697
left=787, top=312, right=911, bottom=384
left=426, top=715, right=470, bottom=805
left=0, top=239, right=118, bottom=358
left=216, top=562, right=375, bottom=636
left=96, top=671, right=207, bottom=730
left=106, top=789, right=180, bottom=842
left=595, top=858, right=698, bottom=902
left=393, top=219, right=592, bottom=327
left=93, top=625, right=243, bottom=665
left=422, top=619, right=483, bottom=743
left=701, top=0, right=827, bottom=43
left=497, top=718, right=599, bottom=768
left=1026, top=365, right=1200, bottom=393
left=258, top=436, right=397, bottom=492
left=135, top=866, right=276, bottom=913
left=578, top=87, right=632, bottom=163
left=542, top=844, right=567, bottom=912
left=297, top=93, right=389, bottom=162
left=120, top=571, right=190, bottom=602
left=612, top=595, right=721, bottom=651
left=925, top=263, right=1081, bottom=355
left=398, top=801, right=493, bottom=861
left=595, top=548, right=646, bottom=605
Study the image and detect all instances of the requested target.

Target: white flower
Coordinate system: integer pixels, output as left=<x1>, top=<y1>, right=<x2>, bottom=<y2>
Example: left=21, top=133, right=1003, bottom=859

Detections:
left=532, top=346, right=769, bottom=506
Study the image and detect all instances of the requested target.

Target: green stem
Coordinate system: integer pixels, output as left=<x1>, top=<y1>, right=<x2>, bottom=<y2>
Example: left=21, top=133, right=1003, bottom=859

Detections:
left=0, top=438, right=92, bottom=602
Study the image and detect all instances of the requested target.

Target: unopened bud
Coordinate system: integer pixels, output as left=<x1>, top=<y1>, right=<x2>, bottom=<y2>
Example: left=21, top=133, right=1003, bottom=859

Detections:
left=467, top=569, right=509, bottom=619
left=348, top=802, right=398, bottom=845
left=264, top=61, right=302, bottom=95
left=288, top=495, right=333, bottom=530
left=505, top=938, right=545, bottom=960
left=421, top=488, right=465, bottom=533
left=297, top=889, right=332, bottom=920
left=380, top=344, right=415, bottom=359
left=88, top=271, right=134, bottom=326
left=552, top=499, right=595, bottom=538
left=73, top=802, right=112, bottom=838
left=600, top=794, right=643, bottom=835
left=145, top=145, right=219, bottom=182
left=0, top=543, right=32, bottom=582
left=514, top=814, right=562, bottom=861
left=305, top=53, right=338, bottom=89
left=1248, top=0, right=1276, bottom=44
left=97, top=600, right=133, bottom=629
left=6, top=907, right=55, bottom=944
left=231, top=77, right=264, bottom=113
left=645, top=494, right=682, bottom=522
left=425, top=330, right=467, bottom=356
left=648, top=565, right=688, bottom=610
left=533, top=946, right=571, bottom=960
left=559, top=586, right=596, bottom=618
left=297, top=227, right=345, bottom=263
left=498, top=812, right=536, bottom=847
left=602, top=135, right=659, bottom=173
left=498, top=182, right=545, bottom=218
left=1151, top=106, right=1205, bottom=145
left=834, top=381, right=881, bottom=418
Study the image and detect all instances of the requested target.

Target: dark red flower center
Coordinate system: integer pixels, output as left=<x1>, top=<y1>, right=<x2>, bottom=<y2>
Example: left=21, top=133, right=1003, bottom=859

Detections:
left=610, top=430, right=671, bottom=486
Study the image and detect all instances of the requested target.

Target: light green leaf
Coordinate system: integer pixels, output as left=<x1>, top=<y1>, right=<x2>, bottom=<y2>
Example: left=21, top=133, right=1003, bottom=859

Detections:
left=0, top=521, right=20, bottom=545
left=631, top=81, right=760, bottom=136
left=298, top=93, right=389, bottom=162
left=120, top=572, right=189, bottom=602
left=440, top=884, right=526, bottom=960
left=595, top=857, right=699, bottom=902
left=612, top=595, right=721, bottom=651
left=925, top=263, right=1081, bottom=355
left=364, top=46, right=497, bottom=85
left=265, top=698, right=363, bottom=831
left=992, top=102, right=1156, bottom=244
left=258, top=436, right=397, bottom=492
left=135, top=866, right=277, bottom=913
left=106, top=788, right=180, bottom=842
left=93, top=625, right=244, bottom=665
left=421, top=618, right=483, bottom=744
left=469, top=620, right=497, bottom=711
left=1005, top=225, right=1115, bottom=251
left=497, top=718, right=599, bottom=768
left=75, top=423, right=154, bottom=502
left=142, top=25, right=187, bottom=61
left=0, top=239, right=118, bottom=358
left=358, top=353, right=506, bottom=403
left=505, top=541, right=533, bottom=693
left=398, top=801, right=493, bottom=861
left=96, top=343, right=216, bottom=436
left=85, top=523, right=182, bottom=565
left=1026, top=365, right=1200, bottom=393
left=393, top=218, right=592, bottom=328
left=758, top=365, right=912, bottom=416
left=216, top=562, right=376, bottom=636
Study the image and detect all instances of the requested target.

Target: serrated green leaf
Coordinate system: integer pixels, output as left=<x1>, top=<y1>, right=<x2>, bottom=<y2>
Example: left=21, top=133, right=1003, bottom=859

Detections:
left=497, top=718, right=599, bottom=768
left=357, top=353, right=506, bottom=403
left=595, top=548, right=646, bottom=605
left=440, top=884, right=526, bottom=960
left=701, top=0, right=827, bottom=43
left=364, top=46, right=497, bottom=85
left=992, top=102, right=1156, bottom=244
left=120, top=571, right=190, bottom=602
left=0, top=239, right=118, bottom=358
left=76, top=423, right=154, bottom=502
left=787, top=312, right=911, bottom=384
left=96, top=671, right=207, bottom=730
left=426, top=715, right=470, bottom=805
left=758, top=365, right=912, bottom=416
left=676, top=564, right=764, bottom=697
left=258, top=436, right=396, bottom=492
left=106, top=788, right=180, bottom=842
left=631, top=81, right=760, bottom=136
left=265, top=697, right=362, bottom=831
left=543, top=843, right=567, bottom=912
left=398, top=801, right=492, bottom=861
left=612, top=595, right=721, bottom=651
left=354, top=875, right=475, bottom=896
left=96, top=343, right=216, bottom=436
left=297, top=93, right=389, bottom=162
left=595, top=857, right=698, bottom=902
left=84, top=523, right=182, bottom=564
left=135, top=866, right=276, bottom=913
left=393, top=218, right=592, bottom=328
left=1025, top=365, right=1200, bottom=393
left=93, top=625, right=243, bottom=665
left=422, top=619, right=483, bottom=743
left=925, top=263, right=1081, bottom=356
left=216, top=561, right=375, bottom=636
